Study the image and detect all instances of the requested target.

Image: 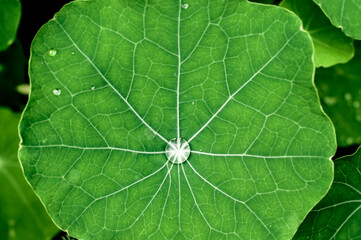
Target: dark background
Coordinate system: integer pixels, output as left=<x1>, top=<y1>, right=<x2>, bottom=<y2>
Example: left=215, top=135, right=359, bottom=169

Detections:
left=15, top=0, right=359, bottom=239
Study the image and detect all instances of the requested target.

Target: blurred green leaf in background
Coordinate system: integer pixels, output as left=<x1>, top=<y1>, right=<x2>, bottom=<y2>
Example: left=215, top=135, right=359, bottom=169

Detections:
left=316, top=41, right=361, bottom=147
left=0, top=0, right=21, bottom=51
left=280, top=0, right=354, bottom=68
left=294, top=146, right=361, bottom=239
left=313, top=0, right=361, bottom=40
left=0, top=107, right=59, bottom=239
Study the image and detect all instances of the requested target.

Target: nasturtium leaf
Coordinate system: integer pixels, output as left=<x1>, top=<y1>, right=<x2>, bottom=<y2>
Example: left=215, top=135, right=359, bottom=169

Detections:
left=0, top=40, right=26, bottom=111
left=316, top=41, right=361, bottom=147
left=280, top=0, right=354, bottom=68
left=0, top=107, right=59, bottom=240
left=19, top=0, right=336, bottom=239
left=313, top=0, right=361, bottom=40
left=0, top=0, right=21, bottom=51
left=294, top=146, right=361, bottom=239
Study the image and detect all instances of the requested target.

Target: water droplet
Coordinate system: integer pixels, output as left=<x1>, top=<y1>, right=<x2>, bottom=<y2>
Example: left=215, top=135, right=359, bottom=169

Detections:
left=71, top=51, right=75, bottom=55
left=323, top=96, right=337, bottom=106
left=67, top=169, right=82, bottom=185
left=182, top=3, right=189, bottom=9
left=48, top=49, right=57, bottom=57
left=165, top=138, right=190, bottom=164
left=344, top=93, right=352, bottom=102
left=91, top=86, right=95, bottom=90
left=192, top=101, right=195, bottom=105
left=53, top=88, right=61, bottom=96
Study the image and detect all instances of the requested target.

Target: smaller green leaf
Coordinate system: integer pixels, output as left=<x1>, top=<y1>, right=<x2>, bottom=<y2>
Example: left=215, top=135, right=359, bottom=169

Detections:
left=0, top=0, right=21, bottom=51
left=280, top=0, right=354, bottom=68
left=316, top=41, right=361, bottom=146
left=313, top=0, right=361, bottom=40
left=0, top=107, right=59, bottom=240
left=294, top=146, right=361, bottom=239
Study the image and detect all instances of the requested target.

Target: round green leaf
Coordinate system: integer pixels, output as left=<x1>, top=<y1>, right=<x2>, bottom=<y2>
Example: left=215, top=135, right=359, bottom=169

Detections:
left=280, top=0, right=354, bottom=68
left=0, top=0, right=21, bottom=51
left=316, top=41, right=361, bottom=146
left=313, top=0, right=361, bottom=40
left=294, top=146, right=361, bottom=239
left=0, top=107, right=59, bottom=240
left=19, top=1, right=336, bottom=239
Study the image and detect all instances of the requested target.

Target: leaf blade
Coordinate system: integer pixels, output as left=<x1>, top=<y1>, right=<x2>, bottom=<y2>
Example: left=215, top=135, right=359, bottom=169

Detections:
left=20, top=1, right=336, bottom=239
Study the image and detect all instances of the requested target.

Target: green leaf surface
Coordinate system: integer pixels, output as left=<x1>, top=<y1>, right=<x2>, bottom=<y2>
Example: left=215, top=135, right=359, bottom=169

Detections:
left=19, top=0, right=336, bottom=239
left=280, top=0, right=354, bottom=68
left=294, top=146, right=361, bottom=239
left=0, top=107, right=59, bottom=240
left=313, top=0, right=361, bottom=40
left=316, top=41, right=361, bottom=147
left=0, top=40, right=26, bottom=110
left=0, top=0, right=21, bottom=51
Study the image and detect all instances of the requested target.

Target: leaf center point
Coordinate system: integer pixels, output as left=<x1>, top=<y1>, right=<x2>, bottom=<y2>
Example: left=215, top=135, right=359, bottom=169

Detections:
left=165, top=138, right=190, bottom=164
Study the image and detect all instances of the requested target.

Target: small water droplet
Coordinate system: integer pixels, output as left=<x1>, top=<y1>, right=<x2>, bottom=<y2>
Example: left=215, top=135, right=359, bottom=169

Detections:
left=91, top=86, right=95, bottom=90
left=192, top=101, right=195, bottom=105
left=71, top=51, right=75, bottom=55
left=165, top=138, right=191, bottom=164
left=344, top=93, right=352, bottom=102
left=48, top=49, right=57, bottom=57
left=323, top=96, right=337, bottom=106
left=182, top=3, right=189, bottom=9
left=53, top=88, right=61, bottom=96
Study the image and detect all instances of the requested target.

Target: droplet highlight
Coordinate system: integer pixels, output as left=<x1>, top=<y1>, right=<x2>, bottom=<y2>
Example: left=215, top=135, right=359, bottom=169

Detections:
left=91, top=86, right=95, bottom=90
left=48, top=49, right=57, bottom=57
left=182, top=3, right=189, bottom=9
left=53, top=88, right=61, bottom=96
left=165, top=138, right=190, bottom=164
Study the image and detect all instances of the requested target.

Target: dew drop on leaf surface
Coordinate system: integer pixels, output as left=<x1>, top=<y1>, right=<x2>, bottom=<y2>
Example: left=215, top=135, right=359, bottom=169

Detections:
left=52, top=88, right=61, bottom=96
left=181, top=3, right=189, bottom=9
left=165, top=138, right=190, bottom=164
left=48, top=49, right=57, bottom=57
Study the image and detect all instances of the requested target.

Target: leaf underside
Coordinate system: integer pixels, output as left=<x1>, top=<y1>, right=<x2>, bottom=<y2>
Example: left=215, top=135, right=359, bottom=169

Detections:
left=19, top=0, right=335, bottom=239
